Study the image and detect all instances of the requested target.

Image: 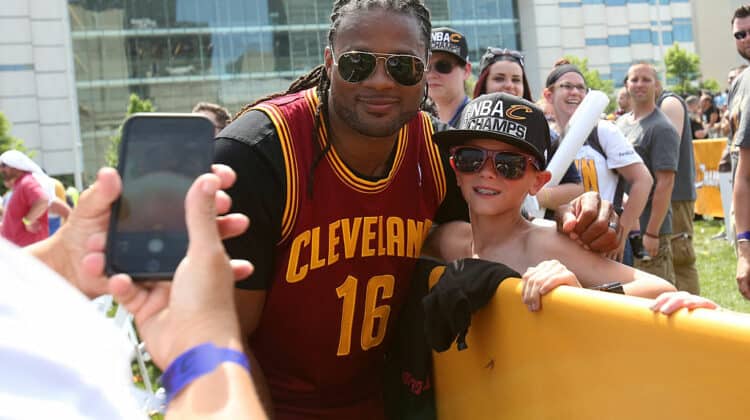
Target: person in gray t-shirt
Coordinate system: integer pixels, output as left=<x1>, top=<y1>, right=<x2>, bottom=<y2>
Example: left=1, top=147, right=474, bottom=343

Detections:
left=658, top=90, right=700, bottom=295
left=731, top=5, right=750, bottom=300
left=617, top=63, right=679, bottom=284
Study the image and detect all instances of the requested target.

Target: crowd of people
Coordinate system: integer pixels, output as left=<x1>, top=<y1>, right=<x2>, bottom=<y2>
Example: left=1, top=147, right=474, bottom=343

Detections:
left=4, top=1, right=750, bottom=419
left=422, top=26, right=702, bottom=292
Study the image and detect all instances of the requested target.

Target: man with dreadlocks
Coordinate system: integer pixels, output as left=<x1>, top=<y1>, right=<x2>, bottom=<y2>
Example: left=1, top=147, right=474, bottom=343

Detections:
left=215, top=1, right=618, bottom=418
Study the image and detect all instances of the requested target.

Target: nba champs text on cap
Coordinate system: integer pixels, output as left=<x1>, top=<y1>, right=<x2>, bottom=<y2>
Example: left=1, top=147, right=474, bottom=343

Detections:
left=434, top=92, right=551, bottom=168
left=431, top=27, right=469, bottom=64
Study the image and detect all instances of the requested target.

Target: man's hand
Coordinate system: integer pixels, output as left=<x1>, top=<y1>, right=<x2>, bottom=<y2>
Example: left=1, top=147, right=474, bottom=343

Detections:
left=108, top=166, right=252, bottom=369
left=643, top=234, right=660, bottom=258
left=555, top=191, right=618, bottom=253
left=26, top=167, right=122, bottom=298
left=736, top=244, right=750, bottom=300
left=24, top=219, right=41, bottom=233
left=604, top=228, right=626, bottom=262
left=649, top=291, right=719, bottom=315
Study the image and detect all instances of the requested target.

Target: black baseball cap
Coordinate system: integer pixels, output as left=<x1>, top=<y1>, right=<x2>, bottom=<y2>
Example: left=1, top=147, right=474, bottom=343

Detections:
left=434, top=92, right=551, bottom=169
left=431, top=27, right=469, bottom=64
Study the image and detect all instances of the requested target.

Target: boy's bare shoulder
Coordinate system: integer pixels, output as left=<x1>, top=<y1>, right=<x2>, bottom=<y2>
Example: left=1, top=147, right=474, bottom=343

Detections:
left=527, top=220, right=583, bottom=256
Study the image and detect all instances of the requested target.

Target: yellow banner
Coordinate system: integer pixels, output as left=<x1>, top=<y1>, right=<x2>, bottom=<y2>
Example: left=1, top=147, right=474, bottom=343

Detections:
left=693, top=138, right=727, bottom=218
left=433, top=278, right=750, bottom=419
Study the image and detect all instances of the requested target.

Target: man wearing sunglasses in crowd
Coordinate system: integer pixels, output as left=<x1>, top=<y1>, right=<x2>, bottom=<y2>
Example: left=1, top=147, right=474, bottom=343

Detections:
left=729, top=4, right=750, bottom=300
left=214, top=1, right=619, bottom=419
left=426, top=27, right=472, bottom=127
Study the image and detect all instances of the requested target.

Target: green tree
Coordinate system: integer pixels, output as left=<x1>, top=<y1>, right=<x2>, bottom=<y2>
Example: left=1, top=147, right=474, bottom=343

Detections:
left=0, top=112, right=31, bottom=195
left=699, top=78, right=721, bottom=94
left=106, top=93, right=155, bottom=167
left=0, top=111, right=29, bottom=156
left=664, top=43, right=701, bottom=95
left=563, top=55, right=616, bottom=113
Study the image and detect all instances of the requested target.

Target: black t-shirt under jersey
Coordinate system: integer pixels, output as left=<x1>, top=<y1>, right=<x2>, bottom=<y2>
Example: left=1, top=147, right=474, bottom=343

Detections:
left=214, top=110, right=470, bottom=289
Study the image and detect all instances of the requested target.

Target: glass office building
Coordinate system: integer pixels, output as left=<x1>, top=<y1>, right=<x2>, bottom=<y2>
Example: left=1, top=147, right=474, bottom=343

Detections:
left=67, top=0, right=520, bottom=180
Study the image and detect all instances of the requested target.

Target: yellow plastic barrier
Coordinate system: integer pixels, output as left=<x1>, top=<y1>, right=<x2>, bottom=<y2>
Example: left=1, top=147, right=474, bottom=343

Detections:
left=433, top=278, right=750, bottom=420
left=693, top=138, right=727, bottom=218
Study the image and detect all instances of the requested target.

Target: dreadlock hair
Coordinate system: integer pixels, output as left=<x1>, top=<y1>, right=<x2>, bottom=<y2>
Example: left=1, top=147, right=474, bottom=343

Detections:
left=234, top=0, right=432, bottom=198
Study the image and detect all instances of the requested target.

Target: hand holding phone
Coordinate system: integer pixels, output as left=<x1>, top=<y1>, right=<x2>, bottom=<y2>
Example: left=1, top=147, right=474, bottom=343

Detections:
left=105, top=113, right=215, bottom=279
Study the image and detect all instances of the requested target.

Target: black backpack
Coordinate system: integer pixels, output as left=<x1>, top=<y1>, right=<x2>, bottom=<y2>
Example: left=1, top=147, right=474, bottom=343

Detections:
left=584, top=126, right=626, bottom=214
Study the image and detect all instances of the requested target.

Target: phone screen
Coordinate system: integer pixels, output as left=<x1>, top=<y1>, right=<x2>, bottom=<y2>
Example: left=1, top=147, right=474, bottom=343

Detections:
left=106, top=114, right=214, bottom=278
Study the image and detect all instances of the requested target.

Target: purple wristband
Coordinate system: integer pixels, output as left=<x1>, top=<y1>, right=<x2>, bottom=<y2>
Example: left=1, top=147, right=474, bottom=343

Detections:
left=737, top=231, right=750, bottom=242
left=162, top=342, right=250, bottom=404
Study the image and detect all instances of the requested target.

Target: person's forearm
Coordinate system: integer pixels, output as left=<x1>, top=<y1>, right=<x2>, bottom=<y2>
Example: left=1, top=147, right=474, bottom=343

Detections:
left=244, top=346, right=274, bottom=418
left=734, top=155, right=750, bottom=235
left=645, top=179, right=673, bottom=236
left=49, top=197, right=72, bottom=219
left=166, top=338, right=267, bottom=420
left=619, top=180, right=649, bottom=234
left=24, top=199, right=48, bottom=224
left=623, top=268, right=676, bottom=298
left=538, top=184, right=584, bottom=209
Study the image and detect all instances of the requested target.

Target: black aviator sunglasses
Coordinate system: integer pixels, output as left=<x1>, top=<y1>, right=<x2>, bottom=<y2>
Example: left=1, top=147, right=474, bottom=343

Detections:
left=331, top=49, right=426, bottom=86
left=735, top=30, right=749, bottom=40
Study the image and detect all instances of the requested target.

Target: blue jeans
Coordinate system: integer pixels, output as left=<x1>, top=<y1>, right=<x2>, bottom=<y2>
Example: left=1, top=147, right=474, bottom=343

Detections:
left=622, top=238, right=634, bottom=267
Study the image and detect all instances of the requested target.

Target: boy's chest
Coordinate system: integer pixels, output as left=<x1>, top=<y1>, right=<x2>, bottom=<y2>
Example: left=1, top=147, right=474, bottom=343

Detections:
left=476, top=241, right=538, bottom=276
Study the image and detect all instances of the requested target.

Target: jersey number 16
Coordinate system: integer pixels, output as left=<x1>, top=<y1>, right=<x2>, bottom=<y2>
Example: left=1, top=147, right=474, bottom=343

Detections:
left=336, top=274, right=394, bottom=356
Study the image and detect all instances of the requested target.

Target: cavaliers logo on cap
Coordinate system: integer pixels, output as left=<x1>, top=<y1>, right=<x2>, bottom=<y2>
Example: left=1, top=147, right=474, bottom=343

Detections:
left=505, top=105, right=533, bottom=121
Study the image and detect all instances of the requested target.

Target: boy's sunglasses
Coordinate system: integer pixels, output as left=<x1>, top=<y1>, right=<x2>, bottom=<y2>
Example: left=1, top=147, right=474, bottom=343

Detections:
left=450, top=146, right=540, bottom=180
left=431, top=59, right=459, bottom=74
left=734, top=30, right=749, bottom=40
left=332, top=50, right=426, bottom=86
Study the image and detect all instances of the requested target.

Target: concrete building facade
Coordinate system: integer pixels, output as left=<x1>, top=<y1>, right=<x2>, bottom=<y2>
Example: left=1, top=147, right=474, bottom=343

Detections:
left=0, top=0, right=82, bottom=186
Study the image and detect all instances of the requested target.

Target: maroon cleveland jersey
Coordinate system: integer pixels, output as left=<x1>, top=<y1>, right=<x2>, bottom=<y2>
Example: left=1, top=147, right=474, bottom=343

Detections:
left=249, top=88, right=448, bottom=419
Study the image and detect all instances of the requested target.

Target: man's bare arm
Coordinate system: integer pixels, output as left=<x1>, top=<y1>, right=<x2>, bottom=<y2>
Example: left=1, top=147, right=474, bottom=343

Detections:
left=643, top=170, right=675, bottom=257
left=660, top=96, right=685, bottom=139
left=734, top=148, right=750, bottom=299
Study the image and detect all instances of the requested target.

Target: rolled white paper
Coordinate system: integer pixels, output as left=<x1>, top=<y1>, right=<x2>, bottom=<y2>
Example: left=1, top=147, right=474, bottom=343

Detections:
left=546, top=90, right=609, bottom=187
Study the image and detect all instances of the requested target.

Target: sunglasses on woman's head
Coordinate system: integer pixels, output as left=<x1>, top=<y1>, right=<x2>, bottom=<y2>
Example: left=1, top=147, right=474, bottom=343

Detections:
left=331, top=49, right=426, bottom=86
left=480, top=47, right=525, bottom=70
left=450, top=146, right=540, bottom=180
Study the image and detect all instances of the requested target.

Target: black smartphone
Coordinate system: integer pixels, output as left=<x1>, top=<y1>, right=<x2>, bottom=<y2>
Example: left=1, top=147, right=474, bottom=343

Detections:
left=105, top=113, right=215, bottom=279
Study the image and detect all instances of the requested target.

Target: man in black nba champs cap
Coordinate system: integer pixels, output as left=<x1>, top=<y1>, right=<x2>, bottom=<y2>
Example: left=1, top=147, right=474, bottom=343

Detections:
left=428, top=27, right=472, bottom=127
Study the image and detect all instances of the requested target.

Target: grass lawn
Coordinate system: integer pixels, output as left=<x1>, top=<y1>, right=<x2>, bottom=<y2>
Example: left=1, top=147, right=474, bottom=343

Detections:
left=693, top=217, right=750, bottom=313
